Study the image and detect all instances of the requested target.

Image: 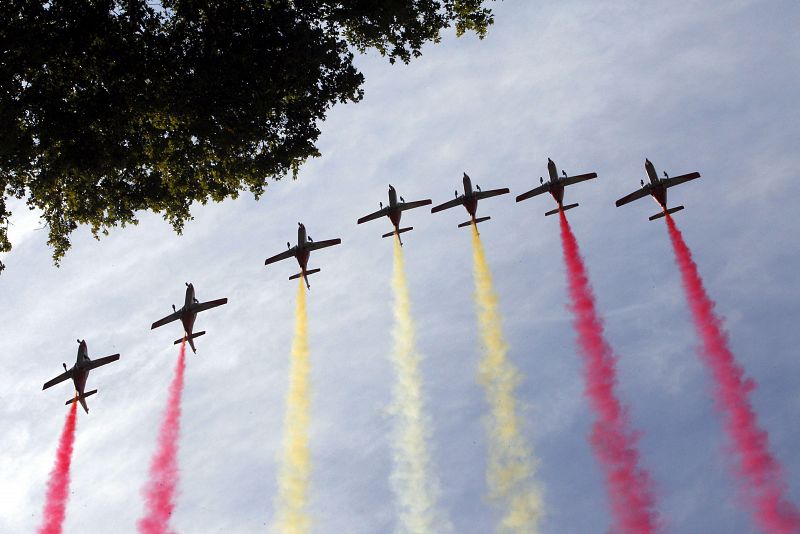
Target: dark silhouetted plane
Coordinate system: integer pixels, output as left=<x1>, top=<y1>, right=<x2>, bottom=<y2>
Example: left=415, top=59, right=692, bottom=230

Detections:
left=516, top=158, right=597, bottom=215
left=42, top=339, right=119, bottom=413
left=431, top=173, right=509, bottom=228
left=151, top=282, right=227, bottom=353
left=265, top=223, right=341, bottom=289
left=357, top=185, right=431, bottom=245
left=616, top=159, right=701, bottom=220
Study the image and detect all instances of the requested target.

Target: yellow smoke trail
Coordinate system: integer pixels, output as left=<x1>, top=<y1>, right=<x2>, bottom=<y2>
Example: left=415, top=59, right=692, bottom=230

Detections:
left=389, top=236, right=449, bottom=533
left=275, top=279, right=312, bottom=534
left=470, top=224, right=544, bottom=533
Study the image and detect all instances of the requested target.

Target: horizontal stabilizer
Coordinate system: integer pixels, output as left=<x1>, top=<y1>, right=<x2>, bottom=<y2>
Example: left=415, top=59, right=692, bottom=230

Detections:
left=649, top=205, right=684, bottom=221
left=290, top=268, right=320, bottom=280
left=458, top=216, right=490, bottom=228
left=545, top=203, right=579, bottom=216
left=66, top=389, right=97, bottom=405
left=382, top=227, right=413, bottom=238
left=174, top=331, right=205, bottom=345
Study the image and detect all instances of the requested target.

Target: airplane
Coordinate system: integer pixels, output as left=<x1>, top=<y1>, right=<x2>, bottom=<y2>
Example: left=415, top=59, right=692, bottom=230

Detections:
left=615, top=159, right=701, bottom=220
left=151, top=282, right=228, bottom=353
left=42, top=339, right=119, bottom=414
left=516, top=158, right=598, bottom=215
left=264, top=222, right=341, bottom=289
left=357, top=185, right=432, bottom=245
left=431, top=173, right=509, bottom=228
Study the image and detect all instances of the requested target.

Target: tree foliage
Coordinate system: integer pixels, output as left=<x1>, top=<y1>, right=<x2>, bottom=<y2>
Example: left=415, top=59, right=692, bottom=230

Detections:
left=0, top=0, right=493, bottom=272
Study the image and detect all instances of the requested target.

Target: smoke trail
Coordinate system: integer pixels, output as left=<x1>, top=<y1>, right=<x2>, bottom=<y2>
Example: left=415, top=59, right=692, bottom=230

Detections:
left=470, top=225, right=544, bottom=533
left=138, top=340, right=187, bottom=534
left=665, top=214, right=800, bottom=533
left=37, top=396, right=78, bottom=534
left=274, top=279, right=312, bottom=534
left=389, top=235, right=448, bottom=533
left=558, top=211, right=660, bottom=534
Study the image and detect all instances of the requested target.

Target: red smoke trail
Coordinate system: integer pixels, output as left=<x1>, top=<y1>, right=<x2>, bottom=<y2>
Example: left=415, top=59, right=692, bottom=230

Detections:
left=558, top=211, right=660, bottom=533
left=665, top=214, right=800, bottom=533
left=37, top=397, right=79, bottom=534
left=138, top=340, right=187, bottom=534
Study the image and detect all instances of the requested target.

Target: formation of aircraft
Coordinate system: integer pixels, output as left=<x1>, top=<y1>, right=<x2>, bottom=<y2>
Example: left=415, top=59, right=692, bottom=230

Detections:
left=431, top=173, right=510, bottom=228
left=151, top=282, right=228, bottom=353
left=615, top=159, right=701, bottom=220
left=264, top=222, right=341, bottom=289
left=357, top=185, right=432, bottom=245
left=516, top=158, right=598, bottom=215
left=42, top=340, right=119, bottom=413
left=40, top=159, right=701, bottom=412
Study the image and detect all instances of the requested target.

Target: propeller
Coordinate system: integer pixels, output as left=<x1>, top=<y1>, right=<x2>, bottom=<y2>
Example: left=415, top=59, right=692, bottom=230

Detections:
left=641, top=179, right=645, bottom=187
left=380, top=201, right=383, bottom=208
left=400, top=196, right=405, bottom=202
left=476, top=185, right=482, bottom=192
left=454, top=190, right=458, bottom=198
left=540, top=177, right=544, bottom=184
left=663, top=171, right=669, bottom=179
left=562, top=170, right=567, bottom=178
left=185, top=282, right=189, bottom=287
left=63, top=363, right=68, bottom=371
left=172, top=304, right=176, bottom=312
left=308, top=236, right=314, bottom=242
left=287, top=242, right=291, bottom=249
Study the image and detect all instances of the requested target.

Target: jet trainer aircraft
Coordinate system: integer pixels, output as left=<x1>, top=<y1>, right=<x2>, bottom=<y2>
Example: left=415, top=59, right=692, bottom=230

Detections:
left=615, top=159, right=701, bottom=220
left=431, top=173, right=509, bottom=228
left=265, top=223, right=341, bottom=289
left=357, top=185, right=431, bottom=245
left=151, top=282, right=228, bottom=353
left=516, top=158, right=597, bottom=215
left=42, top=339, right=119, bottom=413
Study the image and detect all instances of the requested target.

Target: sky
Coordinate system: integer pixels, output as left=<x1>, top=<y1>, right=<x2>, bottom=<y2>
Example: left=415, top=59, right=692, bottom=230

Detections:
left=1, top=0, right=799, bottom=532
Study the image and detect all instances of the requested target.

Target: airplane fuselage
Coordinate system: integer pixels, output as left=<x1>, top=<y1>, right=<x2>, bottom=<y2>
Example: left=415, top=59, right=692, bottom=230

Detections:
left=71, top=341, right=90, bottom=394
left=387, top=186, right=403, bottom=228
left=294, top=223, right=311, bottom=272
left=547, top=159, right=566, bottom=205
left=461, top=174, right=478, bottom=218
left=645, top=160, right=668, bottom=209
left=180, top=284, right=198, bottom=335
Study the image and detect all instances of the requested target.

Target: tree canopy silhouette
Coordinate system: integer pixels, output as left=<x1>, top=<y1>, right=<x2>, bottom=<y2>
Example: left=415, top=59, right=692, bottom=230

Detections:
left=0, top=0, right=493, bottom=271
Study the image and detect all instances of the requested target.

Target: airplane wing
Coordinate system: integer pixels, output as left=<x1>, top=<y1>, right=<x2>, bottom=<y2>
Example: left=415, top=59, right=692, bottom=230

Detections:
left=515, top=183, right=550, bottom=202
left=86, top=354, right=120, bottom=371
left=43, top=369, right=73, bottom=390
left=431, top=198, right=463, bottom=213
left=562, top=172, right=598, bottom=187
left=307, top=238, right=341, bottom=251
left=265, top=248, right=296, bottom=266
left=193, top=298, right=228, bottom=314
left=151, top=311, right=181, bottom=330
left=475, top=187, right=510, bottom=200
left=662, top=172, right=700, bottom=189
left=357, top=207, right=388, bottom=224
left=398, top=199, right=432, bottom=212
left=615, top=187, right=651, bottom=207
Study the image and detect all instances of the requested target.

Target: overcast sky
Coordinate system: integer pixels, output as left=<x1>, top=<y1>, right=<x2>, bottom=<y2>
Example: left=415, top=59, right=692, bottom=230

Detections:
left=1, top=0, right=799, bottom=532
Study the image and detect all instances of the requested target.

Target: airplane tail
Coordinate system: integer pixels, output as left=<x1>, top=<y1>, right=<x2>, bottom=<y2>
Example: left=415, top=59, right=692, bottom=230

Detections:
left=459, top=216, right=490, bottom=228
left=649, top=205, right=684, bottom=221
left=289, top=268, right=320, bottom=281
left=174, top=331, right=205, bottom=345
left=382, top=227, right=413, bottom=238
left=545, top=203, right=579, bottom=217
left=66, top=389, right=97, bottom=413
left=290, top=268, right=321, bottom=289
